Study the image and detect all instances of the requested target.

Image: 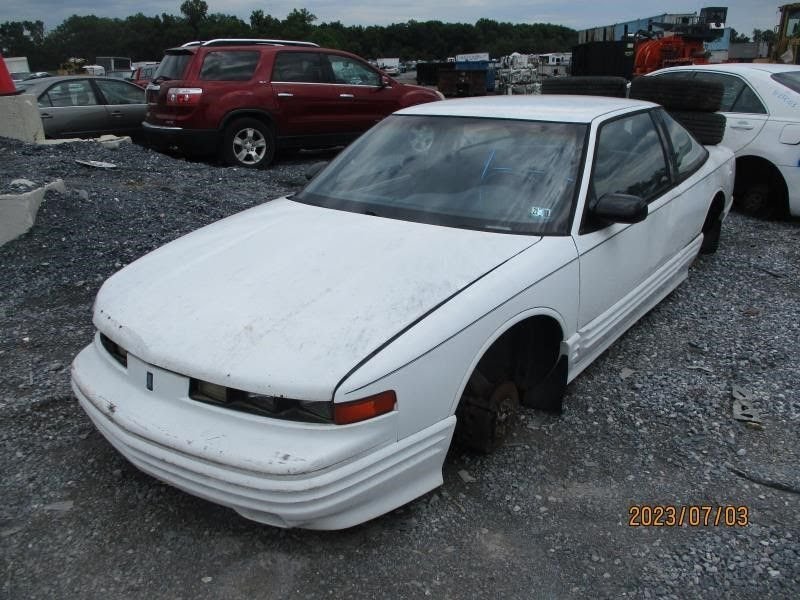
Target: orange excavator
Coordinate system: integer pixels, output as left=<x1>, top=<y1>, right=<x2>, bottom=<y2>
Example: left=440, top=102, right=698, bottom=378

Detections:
left=632, top=6, right=728, bottom=76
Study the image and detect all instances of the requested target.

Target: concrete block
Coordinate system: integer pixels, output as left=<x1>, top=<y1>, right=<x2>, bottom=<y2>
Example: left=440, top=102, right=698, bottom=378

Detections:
left=0, top=93, right=45, bottom=143
left=0, top=179, right=65, bottom=246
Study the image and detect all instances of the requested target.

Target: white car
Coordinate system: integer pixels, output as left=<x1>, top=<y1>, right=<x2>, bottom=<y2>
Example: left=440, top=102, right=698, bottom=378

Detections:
left=71, top=96, right=734, bottom=530
left=648, top=63, right=800, bottom=218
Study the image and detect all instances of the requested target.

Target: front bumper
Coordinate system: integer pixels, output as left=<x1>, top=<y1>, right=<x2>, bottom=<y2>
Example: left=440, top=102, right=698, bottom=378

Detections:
left=71, top=337, right=455, bottom=529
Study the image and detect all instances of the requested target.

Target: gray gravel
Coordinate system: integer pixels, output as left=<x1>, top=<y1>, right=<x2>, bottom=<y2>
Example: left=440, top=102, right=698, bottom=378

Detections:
left=1, top=136, right=798, bottom=599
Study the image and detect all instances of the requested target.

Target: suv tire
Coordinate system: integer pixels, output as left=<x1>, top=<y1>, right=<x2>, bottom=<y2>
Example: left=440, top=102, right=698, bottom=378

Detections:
left=668, top=111, right=726, bottom=145
left=541, top=76, right=628, bottom=98
left=630, top=77, right=724, bottom=112
left=222, top=118, right=275, bottom=168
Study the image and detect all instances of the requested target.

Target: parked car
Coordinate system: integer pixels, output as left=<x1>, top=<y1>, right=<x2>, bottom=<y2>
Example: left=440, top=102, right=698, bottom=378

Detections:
left=72, top=95, right=734, bottom=530
left=143, top=39, right=444, bottom=168
left=647, top=63, right=800, bottom=218
left=131, top=63, right=159, bottom=88
left=16, top=75, right=146, bottom=139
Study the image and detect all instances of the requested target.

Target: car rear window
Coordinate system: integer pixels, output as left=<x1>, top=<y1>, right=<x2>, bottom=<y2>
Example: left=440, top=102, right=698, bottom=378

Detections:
left=200, top=51, right=260, bottom=81
left=772, top=71, right=800, bottom=94
left=152, top=52, right=193, bottom=81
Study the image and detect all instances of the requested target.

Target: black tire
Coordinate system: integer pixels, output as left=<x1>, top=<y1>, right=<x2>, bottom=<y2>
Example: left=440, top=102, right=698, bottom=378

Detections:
left=629, top=77, right=724, bottom=112
left=668, top=111, right=726, bottom=145
left=221, top=118, right=275, bottom=168
left=735, top=181, right=772, bottom=218
left=699, top=217, right=721, bottom=254
left=541, top=76, right=628, bottom=98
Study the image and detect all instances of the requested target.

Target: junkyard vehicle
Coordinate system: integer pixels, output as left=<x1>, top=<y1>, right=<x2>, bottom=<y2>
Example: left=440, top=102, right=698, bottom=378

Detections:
left=16, top=75, right=146, bottom=139
left=72, top=95, right=734, bottom=530
left=143, top=39, right=443, bottom=168
left=131, top=63, right=159, bottom=88
left=647, top=63, right=800, bottom=218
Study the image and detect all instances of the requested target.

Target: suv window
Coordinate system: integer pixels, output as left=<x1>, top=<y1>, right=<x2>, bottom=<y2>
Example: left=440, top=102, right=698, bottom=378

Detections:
left=272, top=52, right=325, bottom=83
left=153, top=52, right=192, bottom=81
left=656, top=109, right=708, bottom=181
left=200, top=51, right=260, bottom=81
left=591, top=111, right=670, bottom=203
left=328, top=55, right=380, bottom=86
left=694, top=72, right=766, bottom=114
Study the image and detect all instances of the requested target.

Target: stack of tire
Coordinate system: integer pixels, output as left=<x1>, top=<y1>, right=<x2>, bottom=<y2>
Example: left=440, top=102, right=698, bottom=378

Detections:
left=541, top=76, right=628, bottom=98
left=629, top=77, right=726, bottom=146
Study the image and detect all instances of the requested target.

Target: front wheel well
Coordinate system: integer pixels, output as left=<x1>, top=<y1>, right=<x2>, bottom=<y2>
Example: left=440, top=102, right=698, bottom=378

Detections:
left=454, top=315, right=566, bottom=452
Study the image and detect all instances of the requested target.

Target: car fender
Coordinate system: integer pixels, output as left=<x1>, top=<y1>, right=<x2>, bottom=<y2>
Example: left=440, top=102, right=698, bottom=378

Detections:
left=334, top=236, right=579, bottom=440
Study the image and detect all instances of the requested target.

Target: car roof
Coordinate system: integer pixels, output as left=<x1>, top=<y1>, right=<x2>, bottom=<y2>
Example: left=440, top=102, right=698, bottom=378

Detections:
left=396, top=95, right=657, bottom=123
left=657, top=63, right=800, bottom=75
left=17, top=75, right=138, bottom=93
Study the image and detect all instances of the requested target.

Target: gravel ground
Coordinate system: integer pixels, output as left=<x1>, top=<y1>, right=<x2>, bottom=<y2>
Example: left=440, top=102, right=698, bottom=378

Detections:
left=1, top=136, right=798, bottom=599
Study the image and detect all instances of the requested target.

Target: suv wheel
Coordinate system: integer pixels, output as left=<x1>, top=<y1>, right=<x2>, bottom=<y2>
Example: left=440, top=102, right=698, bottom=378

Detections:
left=222, top=118, right=275, bottom=168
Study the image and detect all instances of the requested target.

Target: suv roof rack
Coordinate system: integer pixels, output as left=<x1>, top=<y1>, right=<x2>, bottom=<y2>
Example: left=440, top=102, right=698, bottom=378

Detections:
left=181, top=38, right=320, bottom=48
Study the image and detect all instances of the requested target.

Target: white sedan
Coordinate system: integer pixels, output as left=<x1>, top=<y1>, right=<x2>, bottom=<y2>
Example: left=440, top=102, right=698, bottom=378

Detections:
left=71, top=96, right=735, bottom=530
left=648, top=63, right=800, bottom=218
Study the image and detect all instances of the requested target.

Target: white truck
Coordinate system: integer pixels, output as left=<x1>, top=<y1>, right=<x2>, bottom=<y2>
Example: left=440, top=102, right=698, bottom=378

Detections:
left=4, top=56, right=30, bottom=75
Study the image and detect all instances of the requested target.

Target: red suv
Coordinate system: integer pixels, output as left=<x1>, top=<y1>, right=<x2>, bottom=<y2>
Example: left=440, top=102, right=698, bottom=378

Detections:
left=144, top=39, right=443, bottom=167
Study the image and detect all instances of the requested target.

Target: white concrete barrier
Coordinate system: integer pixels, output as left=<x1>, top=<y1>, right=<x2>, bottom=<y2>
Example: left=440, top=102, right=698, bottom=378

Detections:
left=0, top=179, right=66, bottom=246
left=0, top=93, right=45, bottom=143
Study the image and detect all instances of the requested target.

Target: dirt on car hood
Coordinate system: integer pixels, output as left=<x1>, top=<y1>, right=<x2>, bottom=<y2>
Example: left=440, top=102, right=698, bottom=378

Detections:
left=93, top=198, right=539, bottom=400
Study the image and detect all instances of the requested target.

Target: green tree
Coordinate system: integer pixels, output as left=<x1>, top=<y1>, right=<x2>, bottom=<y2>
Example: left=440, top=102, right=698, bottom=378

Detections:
left=729, top=28, right=750, bottom=43
left=282, top=8, right=317, bottom=40
left=180, top=0, right=208, bottom=39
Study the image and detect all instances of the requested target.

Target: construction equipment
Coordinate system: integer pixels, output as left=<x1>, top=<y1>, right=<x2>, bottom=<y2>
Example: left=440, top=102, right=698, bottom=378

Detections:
left=632, top=7, right=728, bottom=76
left=772, top=3, right=800, bottom=63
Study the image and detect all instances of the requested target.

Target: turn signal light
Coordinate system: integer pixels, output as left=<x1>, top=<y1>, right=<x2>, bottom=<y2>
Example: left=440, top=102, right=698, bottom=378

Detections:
left=334, top=391, right=397, bottom=425
left=167, top=87, right=203, bottom=106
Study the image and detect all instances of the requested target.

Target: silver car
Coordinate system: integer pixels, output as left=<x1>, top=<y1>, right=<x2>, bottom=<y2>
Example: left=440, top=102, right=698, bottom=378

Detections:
left=16, top=75, right=146, bottom=139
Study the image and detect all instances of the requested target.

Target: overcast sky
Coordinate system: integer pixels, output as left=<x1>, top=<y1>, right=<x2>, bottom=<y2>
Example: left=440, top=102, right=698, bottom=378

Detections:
left=0, top=1, right=780, bottom=38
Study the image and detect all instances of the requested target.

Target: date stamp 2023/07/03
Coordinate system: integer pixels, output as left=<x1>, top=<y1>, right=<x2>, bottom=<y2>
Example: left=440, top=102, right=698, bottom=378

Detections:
left=628, top=505, right=750, bottom=527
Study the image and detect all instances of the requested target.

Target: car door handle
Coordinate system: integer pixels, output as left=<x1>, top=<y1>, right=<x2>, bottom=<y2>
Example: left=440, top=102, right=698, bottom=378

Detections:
left=277, top=92, right=293, bottom=97
left=110, top=111, right=124, bottom=118
left=730, top=122, right=754, bottom=130
left=339, top=93, right=355, bottom=99
left=40, top=113, right=53, bottom=119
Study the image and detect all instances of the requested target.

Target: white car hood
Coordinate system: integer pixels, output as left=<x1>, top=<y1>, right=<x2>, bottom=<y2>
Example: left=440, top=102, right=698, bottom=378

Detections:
left=94, top=198, right=540, bottom=400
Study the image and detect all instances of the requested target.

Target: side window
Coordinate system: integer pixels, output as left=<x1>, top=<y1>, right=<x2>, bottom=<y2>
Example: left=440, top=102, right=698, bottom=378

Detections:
left=199, top=51, right=259, bottom=81
left=692, top=72, right=765, bottom=113
left=591, top=112, right=670, bottom=203
left=95, top=80, right=145, bottom=105
left=657, top=109, right=708, bottom=180
left=42, top=80, right=98, bottom=107
left=327, top=55, right=380, bottom=86
left=271, top=52, right=325, bottom=83
left=730, top=84, right=767, bottom=114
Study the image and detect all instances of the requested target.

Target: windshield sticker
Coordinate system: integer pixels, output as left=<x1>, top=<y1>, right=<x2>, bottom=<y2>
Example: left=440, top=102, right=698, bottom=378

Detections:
left=529, top=206, right=552, bottom=220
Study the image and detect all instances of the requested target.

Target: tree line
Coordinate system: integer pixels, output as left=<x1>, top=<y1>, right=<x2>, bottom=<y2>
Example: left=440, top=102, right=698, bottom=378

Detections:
left=0, top=1, right=577, bottom=71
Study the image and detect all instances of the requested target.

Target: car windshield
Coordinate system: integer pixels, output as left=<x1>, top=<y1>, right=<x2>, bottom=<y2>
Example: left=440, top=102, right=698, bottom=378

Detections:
left=297, top=115, right=586, bottom=235
left=771, top=71, right=800, bottom=94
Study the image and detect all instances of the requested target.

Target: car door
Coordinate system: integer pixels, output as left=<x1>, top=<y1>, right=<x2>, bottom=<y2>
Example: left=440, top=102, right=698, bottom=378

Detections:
left=92, top=79, right=146, bottom=135
left=270, top=51, right=342, bottom=139
left=37, top=79, right=105, bottom=138
left=323, top=53, right=399, bottom=134
left=690, top=71, right=769, bottom=153
left=573, top=111, right=677, bottom=339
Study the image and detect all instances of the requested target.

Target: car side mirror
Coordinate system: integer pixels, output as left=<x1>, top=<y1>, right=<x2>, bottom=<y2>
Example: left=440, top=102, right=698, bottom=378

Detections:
left=589, top=193, right=648, bottom=224
left=380, top=75, right=391, bottom=87
left=305, top=161, right=328, bottom=181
